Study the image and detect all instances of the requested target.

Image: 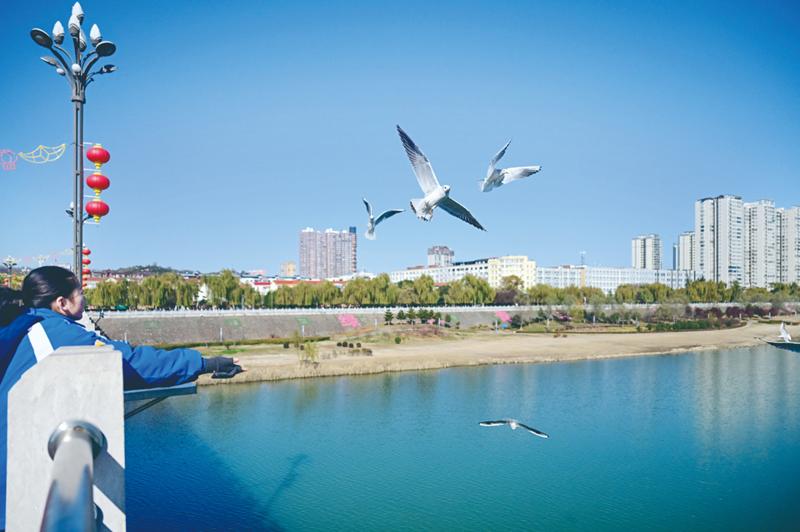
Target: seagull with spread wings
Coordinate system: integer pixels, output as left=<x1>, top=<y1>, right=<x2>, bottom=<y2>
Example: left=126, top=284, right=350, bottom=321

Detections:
left=396, top=125, right=486, bottom=231
left=363, top=198, right=403, bottom=240
left=480, top=140, right=541, bottom=193
left=479, top=419, right=549, bottom=439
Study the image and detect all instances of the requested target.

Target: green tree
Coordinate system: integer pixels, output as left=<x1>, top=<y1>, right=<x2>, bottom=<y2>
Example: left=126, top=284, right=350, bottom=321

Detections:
left=384, top=310, right=394, bottom=325
left=413, top=275, right=439, bottom=305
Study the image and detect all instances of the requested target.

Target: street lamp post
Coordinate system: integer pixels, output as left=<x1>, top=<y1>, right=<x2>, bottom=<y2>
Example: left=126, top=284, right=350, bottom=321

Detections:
left=3, top=256, right=17, bottom=287
left=31, top=2, right=117, bottom=275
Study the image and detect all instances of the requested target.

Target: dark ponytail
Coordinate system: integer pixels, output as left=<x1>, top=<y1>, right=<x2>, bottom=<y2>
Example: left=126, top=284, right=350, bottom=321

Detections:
left=22, top=266, right=81, bottom=309
left=0, top=267, right=81, bottom=327
left=0, top=286, right=25, bottom=327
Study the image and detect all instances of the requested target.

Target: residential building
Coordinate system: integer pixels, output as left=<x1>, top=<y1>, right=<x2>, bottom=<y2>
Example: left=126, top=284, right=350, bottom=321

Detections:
left=389, top=258, right=491, bottom=285
left=744, top=200, right=778, bottom=288
left=537, top=265, right=699, bottom=294
left=778, top=207, right=800, bottom=284
left=487, top=256, right=537, bottom=288
left=427, top=246, right=454, bottom=267
left=694, top=195, right=744, bottom=285
left=677, top=231, right=694, bottom=271
left=631, top=234, right=662, bottom=270
left=299, top=227, right=357, bottom=279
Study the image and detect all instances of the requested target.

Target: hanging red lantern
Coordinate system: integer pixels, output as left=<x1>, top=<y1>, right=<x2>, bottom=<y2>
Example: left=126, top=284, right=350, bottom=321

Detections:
left=85, top=199, right=110, bottom=222
left=82, top=258, right=91, bottom=265
left=82, top=268, right=91, bottom=275
left=86, top=144, right=110, bottom=168
left=86, top=172, right=110, bottom=194
left=82, top=248, right=91, bottom=256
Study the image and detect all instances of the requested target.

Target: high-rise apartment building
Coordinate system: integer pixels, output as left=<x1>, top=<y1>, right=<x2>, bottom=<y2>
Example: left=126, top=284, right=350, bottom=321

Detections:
left=631, top=234, right=662, bottom=270
left=744, top=200, right=778, bottom=288
left=676, top=231, right=694, bottom=271
left=694, top=195, right=744, bottom=285
left=778, top=207, right=800, bottom=284
left=299, top=227, right=357, bottom=279
left=427, top=246, right=454, bottom=267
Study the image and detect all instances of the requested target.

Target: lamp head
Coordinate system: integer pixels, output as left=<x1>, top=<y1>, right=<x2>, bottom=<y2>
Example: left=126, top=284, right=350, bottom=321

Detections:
left=52, top=21, right=65, bottom=44
left=72, top=2, right=84, bottom=23
left=30, top=28, right=53, bottom=48
left=95, top=41, right=116, bottom=57
left=89, top=24, right=101, bottom=46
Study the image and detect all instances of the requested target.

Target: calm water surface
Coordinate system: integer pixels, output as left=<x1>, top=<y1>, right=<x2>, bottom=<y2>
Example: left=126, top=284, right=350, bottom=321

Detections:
left=126, top=346, right=800, bottom=531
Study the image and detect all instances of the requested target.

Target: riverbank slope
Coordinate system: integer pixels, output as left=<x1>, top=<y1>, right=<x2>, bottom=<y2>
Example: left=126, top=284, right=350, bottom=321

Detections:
left=198, top=320, right=787, bottom=386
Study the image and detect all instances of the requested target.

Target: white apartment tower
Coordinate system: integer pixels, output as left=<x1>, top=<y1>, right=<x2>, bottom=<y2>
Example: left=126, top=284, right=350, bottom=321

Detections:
left=677, top=231, right=694, bottom=271
left=631, top=234, right=662, bottom=270
left=744, top=200, right=778, bottom=288
left=299, top=227, right=357, bottom=279
left=694, top=195, right=744, bottom=285
left=778, top=207, right=800, bottom=284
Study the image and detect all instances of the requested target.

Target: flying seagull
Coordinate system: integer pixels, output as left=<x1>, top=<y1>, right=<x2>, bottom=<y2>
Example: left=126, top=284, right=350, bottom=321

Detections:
left=397, top=125, right=486, bottom=231
left=479, top=419, right=549, bottom=439
left=480, top=140, right=541, bottom=193
left=363, top=198, right=403, bottom=240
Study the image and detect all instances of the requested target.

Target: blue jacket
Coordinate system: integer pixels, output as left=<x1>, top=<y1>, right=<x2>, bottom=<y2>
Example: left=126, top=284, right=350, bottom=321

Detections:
left=0, top=308, right=205, bottom=528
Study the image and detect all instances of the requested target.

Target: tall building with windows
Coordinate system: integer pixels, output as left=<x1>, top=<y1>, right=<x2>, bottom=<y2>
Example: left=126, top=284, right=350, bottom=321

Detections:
left=676, top=231, right=694, bottom=271
left=299, top=227, right=357, bottom=279
left=631, top=234, right=662, bottom=270
left=744, top=200, right=778, bottom=288
left=694, top=195, right=744, bottom=285
left=778, top=207, right=800, bottom=284
left=427, top=246, right=454, bottom=267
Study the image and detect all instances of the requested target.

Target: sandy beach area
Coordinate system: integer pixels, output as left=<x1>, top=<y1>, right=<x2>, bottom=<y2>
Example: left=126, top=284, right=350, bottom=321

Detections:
left=195, top=319, right=792, bottom=386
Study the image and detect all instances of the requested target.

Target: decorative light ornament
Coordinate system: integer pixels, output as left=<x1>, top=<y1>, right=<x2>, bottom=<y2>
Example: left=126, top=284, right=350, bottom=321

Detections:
left=85, top=199, right=109, bottom=222
left=82, top=258, right=91, bottom=265
left=82, top=247, right=91, bottom=256
left=85, top=144, right=111, bottom=222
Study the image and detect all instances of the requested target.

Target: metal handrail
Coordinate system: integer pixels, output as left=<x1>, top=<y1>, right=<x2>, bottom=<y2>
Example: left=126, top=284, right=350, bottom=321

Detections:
left=40, top=421, right=106, bottom=532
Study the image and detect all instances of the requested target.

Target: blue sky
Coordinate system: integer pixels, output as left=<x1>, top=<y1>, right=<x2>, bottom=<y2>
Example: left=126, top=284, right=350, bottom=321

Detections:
left=2, top=0, right=799, bottom=274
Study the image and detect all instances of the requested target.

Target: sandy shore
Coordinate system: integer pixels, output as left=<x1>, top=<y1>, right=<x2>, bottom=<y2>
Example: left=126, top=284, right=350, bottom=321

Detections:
left=196, top=320, right=790, bottom=386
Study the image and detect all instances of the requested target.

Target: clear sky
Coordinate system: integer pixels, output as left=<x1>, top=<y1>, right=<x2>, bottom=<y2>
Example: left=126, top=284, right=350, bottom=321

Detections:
left=2, top=0, right=799, bottom=274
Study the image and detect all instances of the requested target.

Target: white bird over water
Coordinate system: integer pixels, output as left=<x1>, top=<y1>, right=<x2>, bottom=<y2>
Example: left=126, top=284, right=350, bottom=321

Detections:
left=479, top=419, right=549, bottom=439
left=480, top=140, right=541, bottom=193
left=780, top=322, right=792, bottom=342
left=397, top=125, right=486, bottom=231
left=362, top=198, right=403, bottom=240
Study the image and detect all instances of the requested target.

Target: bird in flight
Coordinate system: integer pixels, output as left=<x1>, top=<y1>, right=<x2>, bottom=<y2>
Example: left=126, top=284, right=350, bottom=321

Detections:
left=397, top=125, right=486, bottom=231
left=362, top=198, right=403, bottom=240
left=480, top=140, right=541, bottom=193
left=479, top=419, right=549, bottom=439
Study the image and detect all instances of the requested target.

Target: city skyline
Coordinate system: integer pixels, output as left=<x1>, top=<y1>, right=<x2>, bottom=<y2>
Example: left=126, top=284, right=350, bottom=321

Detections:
left=2, top=1, right=799, bottom=274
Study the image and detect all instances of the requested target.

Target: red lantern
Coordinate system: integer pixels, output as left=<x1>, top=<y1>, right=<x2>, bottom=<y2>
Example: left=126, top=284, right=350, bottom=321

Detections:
left=82, top=268, right=91, bottom=275
left=82, top=248, right=91, bottom=256
left=86, top=144, right=110, bottom=168
left=85, top=199, right=110, bottom=222
left=86, top=173, right=110, bottom=193
left=82, top=258, right=91, bottom=265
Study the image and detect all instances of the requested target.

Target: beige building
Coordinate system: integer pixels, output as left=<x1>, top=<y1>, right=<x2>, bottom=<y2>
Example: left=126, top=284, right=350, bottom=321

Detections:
left=488, top=256, right=537, bottom=288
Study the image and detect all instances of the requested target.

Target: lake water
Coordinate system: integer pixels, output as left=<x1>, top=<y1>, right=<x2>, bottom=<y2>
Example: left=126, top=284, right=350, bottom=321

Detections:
left=125, top=345, right=800, bottom=531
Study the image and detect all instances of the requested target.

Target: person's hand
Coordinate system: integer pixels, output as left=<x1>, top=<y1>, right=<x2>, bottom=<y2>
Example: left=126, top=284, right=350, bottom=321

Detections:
left=203, top=356, right=246, bottom=378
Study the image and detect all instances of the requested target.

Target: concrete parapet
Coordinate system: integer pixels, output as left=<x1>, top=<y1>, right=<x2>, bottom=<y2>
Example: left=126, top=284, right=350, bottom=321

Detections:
left=7, top=346, right=126, bottom=531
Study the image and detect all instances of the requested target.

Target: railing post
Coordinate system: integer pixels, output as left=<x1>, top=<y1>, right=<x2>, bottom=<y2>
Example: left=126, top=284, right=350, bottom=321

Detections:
left=6, top=346, right=126, bottom=530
